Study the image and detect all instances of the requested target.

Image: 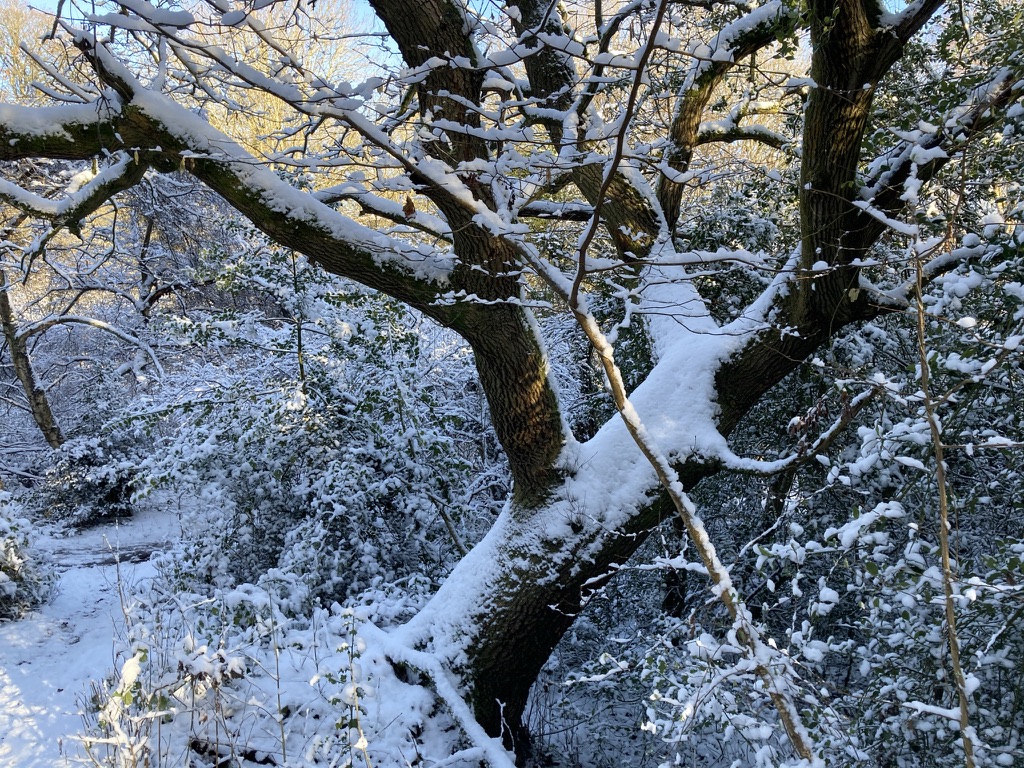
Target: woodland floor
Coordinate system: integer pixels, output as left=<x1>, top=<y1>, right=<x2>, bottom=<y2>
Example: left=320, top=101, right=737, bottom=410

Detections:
left=0, top=503, right=179, bottom=767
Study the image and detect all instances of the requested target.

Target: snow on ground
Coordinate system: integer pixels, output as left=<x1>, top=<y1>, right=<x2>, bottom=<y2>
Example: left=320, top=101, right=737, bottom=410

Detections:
left=0, top=503, right=180, bottom=767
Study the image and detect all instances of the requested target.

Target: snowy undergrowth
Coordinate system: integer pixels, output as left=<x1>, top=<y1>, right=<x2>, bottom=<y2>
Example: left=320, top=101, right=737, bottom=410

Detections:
left=74, top=283, right=513, bottom=766
left=82, top=571, right=464, bottom=768
left=0, top=491, right=54, bottom=619
left=80, top=461, right=501, bottom=766
left=75, top=476, right=516, bottom=768
left=545, top=497, right=1024, bottom=768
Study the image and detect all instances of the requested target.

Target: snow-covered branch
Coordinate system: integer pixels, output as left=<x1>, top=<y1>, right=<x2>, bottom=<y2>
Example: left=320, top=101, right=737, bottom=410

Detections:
left=17, top=314, right=164, bottom=376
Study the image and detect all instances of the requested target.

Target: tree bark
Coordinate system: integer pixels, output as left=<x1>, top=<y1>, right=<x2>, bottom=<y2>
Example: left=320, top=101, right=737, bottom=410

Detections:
left=0, top=270, right=64, bottom=449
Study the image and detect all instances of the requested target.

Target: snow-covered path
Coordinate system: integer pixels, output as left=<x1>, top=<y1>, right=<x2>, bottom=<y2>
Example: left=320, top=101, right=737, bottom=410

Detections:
left=0, top=507, right=178, bottom=767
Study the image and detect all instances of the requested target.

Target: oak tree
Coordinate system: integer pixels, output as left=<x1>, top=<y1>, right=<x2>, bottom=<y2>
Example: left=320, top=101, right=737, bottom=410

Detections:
left=0, top=0, right=1022, bottom=761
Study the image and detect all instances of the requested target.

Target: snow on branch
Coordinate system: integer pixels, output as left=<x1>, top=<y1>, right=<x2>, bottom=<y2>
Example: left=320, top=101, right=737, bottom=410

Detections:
left=517, top=200, right=594, bottom=221
left=0, top=101, right=111, bottom=139
left=314, top=184, right=453, bottom=239
left=858, top=67, right=1023, bottom=239
left=0, top=153, right=147, bottom=237
left=720, top=386, right=880, bottom=475
left=695, top=122, right=792, bottom=150
left=17, top=315, right=165, bottom=377
left=884, top=0, right=945, bottom=43
left=677, top=0, right=792, bottom=93
left=51, top=34, right=461, bottom=288
left=360, top=623, right=518, bottom=768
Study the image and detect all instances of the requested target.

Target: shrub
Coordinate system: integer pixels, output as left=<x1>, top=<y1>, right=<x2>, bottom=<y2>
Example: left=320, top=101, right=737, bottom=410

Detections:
left=32, top=436, right=136, bottom=528
left=0, top=492, right=55, bottom=619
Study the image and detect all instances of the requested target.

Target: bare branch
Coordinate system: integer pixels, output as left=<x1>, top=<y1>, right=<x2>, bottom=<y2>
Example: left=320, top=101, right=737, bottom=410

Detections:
left=17, top=314, right=164, bottom=376
left=695, top=123, right=792, bottom=149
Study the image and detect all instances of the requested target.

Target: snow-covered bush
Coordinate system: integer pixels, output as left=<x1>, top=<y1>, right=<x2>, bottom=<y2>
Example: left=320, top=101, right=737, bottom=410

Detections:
left=140, top=314, right=500, bottom=607
left=130, top=243, right=505, bottom=610
left=839, top=531, right=1024, bottom=768
left=30, top=435, right=139, bottom=527
left=0, top=492, right=54, bottom=619
left=82, top=570, right=470, bottom=768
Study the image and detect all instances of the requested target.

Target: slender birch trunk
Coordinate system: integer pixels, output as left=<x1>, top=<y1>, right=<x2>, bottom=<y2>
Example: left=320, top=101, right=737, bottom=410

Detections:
left=0, top=270, right=64, bottom=449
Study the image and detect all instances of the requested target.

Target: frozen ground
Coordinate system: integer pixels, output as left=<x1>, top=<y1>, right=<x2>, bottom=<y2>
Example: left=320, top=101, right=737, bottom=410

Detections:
left=0, top=504, right=179, bottom=767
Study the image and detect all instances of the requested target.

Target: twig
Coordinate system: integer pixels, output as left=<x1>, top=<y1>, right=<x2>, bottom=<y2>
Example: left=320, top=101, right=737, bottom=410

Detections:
left=914, top=252, right=976, bottom=768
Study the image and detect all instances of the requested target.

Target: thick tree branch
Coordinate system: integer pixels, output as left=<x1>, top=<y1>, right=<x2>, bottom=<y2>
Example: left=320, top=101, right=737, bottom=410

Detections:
left=367, top=0, right=489, bottom=165
left=509, top=0, right=662, bottom=257
left=0, top=153, right=149, bottom=253
left=657, top=1, right=798, bottom=224
left=890, top=0, right=946, bottom=43
left=517, top=200, right=594, bottom=221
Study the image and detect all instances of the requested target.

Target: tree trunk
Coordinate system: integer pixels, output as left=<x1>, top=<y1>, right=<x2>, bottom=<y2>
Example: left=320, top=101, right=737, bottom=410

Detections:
left=0, top=270, right=64, bottom=449
left=397, top=308, right=859, bottom=756
left=389, top=5, right=932, bottom=749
